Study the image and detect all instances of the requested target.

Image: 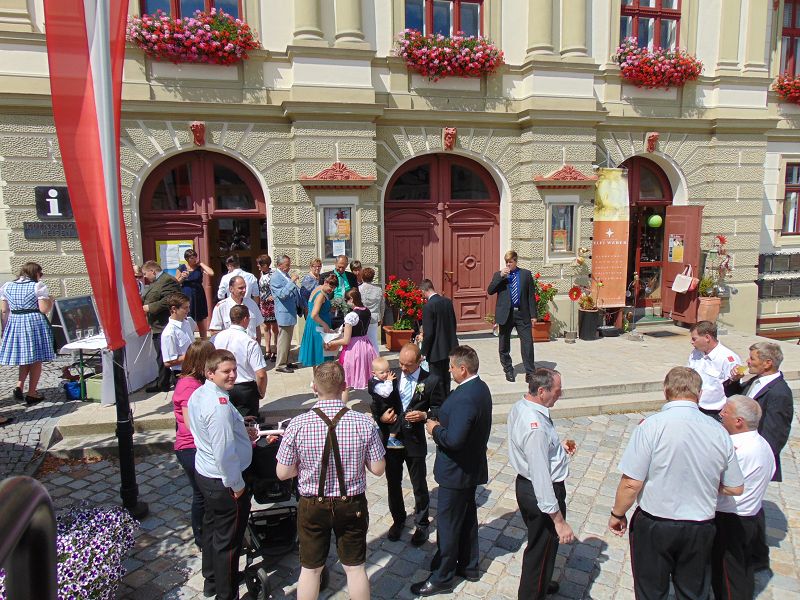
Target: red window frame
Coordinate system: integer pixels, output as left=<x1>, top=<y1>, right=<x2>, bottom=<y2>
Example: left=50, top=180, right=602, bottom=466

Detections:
left=409, top=0, right=484, bottom=37
left=620, top=0, right=681, bottom=49
left=783, top=163, right=800, bottom=235
left=139, top=0, right=241, bottom=19
left=782, top=0, right=800, bottom=76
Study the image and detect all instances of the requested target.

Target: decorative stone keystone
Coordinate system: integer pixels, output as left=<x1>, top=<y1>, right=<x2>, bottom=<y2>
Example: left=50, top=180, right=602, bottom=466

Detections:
left=443, top=127, right=457, bottom=151
left=190, top=122, right=206, bottom=146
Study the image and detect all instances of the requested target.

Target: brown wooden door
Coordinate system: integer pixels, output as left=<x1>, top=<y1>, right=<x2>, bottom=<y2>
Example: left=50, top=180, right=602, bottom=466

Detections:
left=385, top=154, right=499, bottom=332
left=661, top=205, right=703, bottom=323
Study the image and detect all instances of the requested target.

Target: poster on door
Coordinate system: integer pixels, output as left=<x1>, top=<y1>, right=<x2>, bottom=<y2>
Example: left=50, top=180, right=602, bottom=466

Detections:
left=592, top=169, right=630, bottom=308
left=155, top=239, right=195, bottom=275
left=668, top=234, right=685, bottom=263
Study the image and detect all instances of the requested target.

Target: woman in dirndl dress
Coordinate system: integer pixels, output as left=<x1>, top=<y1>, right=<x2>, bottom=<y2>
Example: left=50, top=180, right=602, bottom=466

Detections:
left=324, top=288, right=376, bottom=389
left=257, top=254, right=279, bottom=361
left=0, top=262, right=54, bottom=408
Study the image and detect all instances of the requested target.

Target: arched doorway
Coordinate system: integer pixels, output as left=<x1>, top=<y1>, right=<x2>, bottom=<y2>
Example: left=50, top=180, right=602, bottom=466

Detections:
left=140, top=152, right=267, bottom=309
left=621, top=156, right=673, bottom=310
left=384, top=154, right=500, bottom=331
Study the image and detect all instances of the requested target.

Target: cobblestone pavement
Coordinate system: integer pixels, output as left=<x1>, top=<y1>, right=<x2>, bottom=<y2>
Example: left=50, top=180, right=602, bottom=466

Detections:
left=0, top=356, right=78, bottom=478
left=33, top=402, right=800, bottom=600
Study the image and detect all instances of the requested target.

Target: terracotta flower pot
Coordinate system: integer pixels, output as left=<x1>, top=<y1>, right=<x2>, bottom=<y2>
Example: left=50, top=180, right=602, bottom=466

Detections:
left=532, top=321, right=552, bottom=342
left=697, top=296, right=721, bottom=322
left=382, top=326, right=414, bottom=352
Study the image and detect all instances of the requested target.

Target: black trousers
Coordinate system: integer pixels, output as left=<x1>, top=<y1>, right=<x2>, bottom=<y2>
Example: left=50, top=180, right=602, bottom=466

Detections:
left=175, top=448, right=205, bottom=548
left=386, top=451, right=429, bottom=528
left=151, top=332, right=173, bottom=391
left=498, top=309, right=535, bottom=376
left=427, top=358, right=451, bottom=396
left=629, top=508, right=716, bottom=600
left=750, top=507, right=770, bottom=569
left=430, top=485, right=479, bottom=586
left=516, top=476, right=566, bottom=600
left=712, top=511, right=759, bottom=600
left=228, top=381, right=260, bottom=419
left=196, top=473, right=252, bottom=600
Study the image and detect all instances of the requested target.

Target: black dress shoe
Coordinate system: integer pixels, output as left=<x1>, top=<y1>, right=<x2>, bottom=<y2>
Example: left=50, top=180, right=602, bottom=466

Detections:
left=145, top=385, right=161, bottom=393
left=505, top=371, right=515, bottom=382
left=286, top=362, right=298, bottom=369
left=25, top=395, right=44, bottom=405
left=13, top=387, right=23, bottom=401
left=387, top=521, right=403, bottom=542
left=275, top=367, right=294, bottom=374
left=547, top=581, right=559, bottom=595
left=456, top=569, right=480, bottom=582
left=202, top=580, right=216, bottom=597
left=410, top=579, right=453, bottom=597
left=410, top=527, right=428, bottom=546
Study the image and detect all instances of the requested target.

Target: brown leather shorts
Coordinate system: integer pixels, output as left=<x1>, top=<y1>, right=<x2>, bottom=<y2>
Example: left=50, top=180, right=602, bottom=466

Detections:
left=297, top=493, right=369, bottom=568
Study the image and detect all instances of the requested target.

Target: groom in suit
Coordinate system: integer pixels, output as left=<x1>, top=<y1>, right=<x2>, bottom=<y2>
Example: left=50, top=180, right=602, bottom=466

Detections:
left=487, top=250, right=538, bottom=382
left=724, top=341, right=794, bottom=571
left=370, top=343, right=444, bottom=546
left=420, top=279, right=458, bottom=393
left=412, top=345, right=492, bottom=596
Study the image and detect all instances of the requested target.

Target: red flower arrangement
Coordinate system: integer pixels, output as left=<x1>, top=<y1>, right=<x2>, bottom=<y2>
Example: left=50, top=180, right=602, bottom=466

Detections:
left=126, top=9, right=260, bottom=65
left=394, top=29, right=504, bottom=81
left=773, top=74, right=800, bottom=104
left=612, top=37, right=702, bottom=89
left=535, top=281, right=557, bottom=322
left=384, top=275, right=426, bottom=330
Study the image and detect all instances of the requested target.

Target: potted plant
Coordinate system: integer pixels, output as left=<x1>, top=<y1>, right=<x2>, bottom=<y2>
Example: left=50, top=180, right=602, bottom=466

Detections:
left=383, top=275, right=425, bottom=351
left=394, top=29, right=505, bottom=81
left=697, top=235, right=733, bottom=322
left=573, top=278, right=604, bottom=341
left=612, top=37, right=703, bottom=89
left=532, top=274, right=556, bottom=342
left=773, top=73, right=800, bottom=105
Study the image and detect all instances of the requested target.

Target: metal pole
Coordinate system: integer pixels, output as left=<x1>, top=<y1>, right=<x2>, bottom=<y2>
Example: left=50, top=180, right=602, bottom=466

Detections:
left=113, top=346, right=148, bottom=519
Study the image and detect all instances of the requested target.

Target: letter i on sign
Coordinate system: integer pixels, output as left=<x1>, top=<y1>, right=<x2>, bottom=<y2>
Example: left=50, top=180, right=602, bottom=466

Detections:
left=46, top=189, right=63, bottom=217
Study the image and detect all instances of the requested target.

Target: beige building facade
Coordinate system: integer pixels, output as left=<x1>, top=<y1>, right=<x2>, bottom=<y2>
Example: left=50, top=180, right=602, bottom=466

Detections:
left=1, top=0, right=799, bottom=334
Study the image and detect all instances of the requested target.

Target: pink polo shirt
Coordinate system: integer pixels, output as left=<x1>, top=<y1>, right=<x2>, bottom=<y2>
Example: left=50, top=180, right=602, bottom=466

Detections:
left=173, top=376, right=203, bottom=451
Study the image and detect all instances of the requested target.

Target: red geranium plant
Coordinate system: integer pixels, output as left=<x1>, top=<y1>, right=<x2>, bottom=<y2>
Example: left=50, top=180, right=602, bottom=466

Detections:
left=126, top=9, right=260, bottom=65
left=384, top=275, right=426, bottom=330
left=394, top=29, right=504, bottom=81
left=533, top=273, right=557, bottom=323
left=613, top=37, right=702, bottom=89
left=773, top=73, right=800, bottom=104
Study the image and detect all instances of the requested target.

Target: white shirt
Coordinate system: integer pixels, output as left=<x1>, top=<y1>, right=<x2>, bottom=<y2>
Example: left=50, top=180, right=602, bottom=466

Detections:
left=209, top=297, right=264, bottom=339
left=371, top=378, right=393, bottom=398
left=747, top=371, right=782, bottom=399
left=217, top=268, right=259, bottom=300
left=716, top=430, right=775, bottom=516
left=507, top=399, right=569, bottom=514
left=213, top=325, right=267, bottom=384
left=187, top=380, right=252, bottom=491
left=399, top=367, right=421, bottom=412
left=0, top=279, right=49, bottom=300
left=687, top=342, right=741, bottom=411
left=160, top=317, right=197, bottom=371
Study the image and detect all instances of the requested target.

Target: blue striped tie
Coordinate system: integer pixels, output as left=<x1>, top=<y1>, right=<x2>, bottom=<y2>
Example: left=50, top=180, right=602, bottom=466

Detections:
left=510, top=271, right=519, bottom=306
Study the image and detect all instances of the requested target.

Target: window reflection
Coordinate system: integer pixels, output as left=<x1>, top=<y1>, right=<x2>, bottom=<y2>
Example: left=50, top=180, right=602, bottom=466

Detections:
left=460, top=3, right=480, bottom=37
left=433, top=0, right=452, bottom=36
left=639, top=167, right=665, bottom=200
left=215, top=165, right=255, bottom=210
left=214, top=0, right=239, bottom=18
left=389, top=165, right=431, bottom=200
left=549, top=205, right=574, bottom=254
left=151, top=164, right=192, bottom=211
left=143, top=0, right=171, bottom=14
left=406, top=0, right=424, bottom=31
left=451, top=164, right=489, bottom=199
left=180, top=0, right=204, bottom=16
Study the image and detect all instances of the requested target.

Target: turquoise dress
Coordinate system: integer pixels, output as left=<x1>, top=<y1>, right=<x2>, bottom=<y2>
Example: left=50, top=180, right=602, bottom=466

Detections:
left=299, top=290, right=332, bottom=367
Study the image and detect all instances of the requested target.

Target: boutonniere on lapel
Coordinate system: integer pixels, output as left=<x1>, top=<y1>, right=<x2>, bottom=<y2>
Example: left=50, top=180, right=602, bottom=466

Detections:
left=415, top=383, right=425, bottom=395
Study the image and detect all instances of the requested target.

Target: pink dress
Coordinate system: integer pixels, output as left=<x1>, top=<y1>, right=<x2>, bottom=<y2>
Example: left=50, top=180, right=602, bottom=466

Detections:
left=338, top=307, right=377, bottom=389
left=173, top=376, right=203, bottom=450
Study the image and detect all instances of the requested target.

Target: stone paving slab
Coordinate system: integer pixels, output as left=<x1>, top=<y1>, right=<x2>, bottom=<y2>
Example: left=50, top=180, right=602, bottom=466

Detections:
left=34, top=400, right=800, bottom=600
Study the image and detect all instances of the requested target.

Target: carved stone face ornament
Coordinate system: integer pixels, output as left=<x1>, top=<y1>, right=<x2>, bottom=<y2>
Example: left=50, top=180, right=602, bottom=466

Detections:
left=443, top=127, right=457, bottom=151
left=190, top=121, right=206, bottom=146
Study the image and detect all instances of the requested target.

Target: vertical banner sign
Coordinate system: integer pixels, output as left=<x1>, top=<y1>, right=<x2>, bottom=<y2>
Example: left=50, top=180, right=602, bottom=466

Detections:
left=592, top=169, right=630, bottom=308
left=44, top=0, right=149, bottom=349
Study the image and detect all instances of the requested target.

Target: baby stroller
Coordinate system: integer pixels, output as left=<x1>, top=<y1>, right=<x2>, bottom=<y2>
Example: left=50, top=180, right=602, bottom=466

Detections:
left=242, top=421, right=329, bottom=600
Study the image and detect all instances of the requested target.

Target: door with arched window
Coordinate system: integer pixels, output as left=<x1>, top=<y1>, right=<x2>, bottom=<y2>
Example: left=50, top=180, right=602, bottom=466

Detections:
left=385, top=154, right=499, bottom=332
left=140, top=152, right=266, bottom=309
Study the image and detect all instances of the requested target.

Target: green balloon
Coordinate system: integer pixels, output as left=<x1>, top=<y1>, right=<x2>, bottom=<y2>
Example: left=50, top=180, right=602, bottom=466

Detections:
left=647, top=214, right=663, bottom=228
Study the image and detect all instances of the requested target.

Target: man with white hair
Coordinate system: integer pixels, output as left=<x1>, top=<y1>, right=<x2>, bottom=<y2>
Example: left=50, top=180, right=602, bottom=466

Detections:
left=713, top=395, right=775, bottom=600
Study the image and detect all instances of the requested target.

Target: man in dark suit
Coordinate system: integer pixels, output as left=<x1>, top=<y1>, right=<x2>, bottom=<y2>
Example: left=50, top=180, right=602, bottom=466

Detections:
left=370, top=344, right=444, bottom=546
left=411, top=345, right=492, bottom=596
left=419, top=279, right=458, bottom=393
left=319, top=254, right=358, bottom=329
left=724, top=341, right=794, bottom=571
left=487, top=250, right=537, bottom=382
left=141, top=260, right=182, bottom=393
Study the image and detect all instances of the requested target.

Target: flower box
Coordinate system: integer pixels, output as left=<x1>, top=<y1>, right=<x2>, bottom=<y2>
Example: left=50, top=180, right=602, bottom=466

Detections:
left=394, top=29, right=504, bottom=81
left=532, top=321, right=552, bottom=342
left=773, top=74, right=800, bottom=104
left=383, top=326, right=415, bottom=352
left=127, top=9, right=260, bottom=65
left=613, top=37, right=702, bottom=90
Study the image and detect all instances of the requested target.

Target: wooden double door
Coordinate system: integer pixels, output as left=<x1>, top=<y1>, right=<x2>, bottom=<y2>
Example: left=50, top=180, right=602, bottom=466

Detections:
left=384, top=155, right=499, bottom=332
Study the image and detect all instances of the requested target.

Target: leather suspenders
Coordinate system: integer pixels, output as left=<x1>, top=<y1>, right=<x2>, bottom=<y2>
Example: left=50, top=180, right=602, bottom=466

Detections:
left=312, top=407, right=350, bottom=501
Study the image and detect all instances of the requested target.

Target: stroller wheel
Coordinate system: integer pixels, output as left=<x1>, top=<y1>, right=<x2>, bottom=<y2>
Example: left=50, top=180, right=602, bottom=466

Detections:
left=244, top=566, right=271, bottom=600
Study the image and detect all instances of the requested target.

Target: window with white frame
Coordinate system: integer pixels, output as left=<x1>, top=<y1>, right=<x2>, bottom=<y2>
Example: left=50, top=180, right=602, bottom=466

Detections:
left=544, top=195, right=579, bottom=261
left=783, top=163, right=800, bottom=235
left=405, top=0, right=483, bottom=37
left=315, top=197, right=358, bottom=261
left=620, top=0, right=680, bottom=50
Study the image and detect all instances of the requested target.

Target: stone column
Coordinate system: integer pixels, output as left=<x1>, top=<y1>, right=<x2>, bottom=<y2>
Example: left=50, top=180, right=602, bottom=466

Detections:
left=0, top=0, right=35, bottom=32
left=526, top=0, right=554, bottom=57
left=743, top=0, right=769, bottom=71
left=560, top=0, right=588, bottom=57
left=293, top=0, right=323, bottom=41
left=717, top=0, right=742, bottom=70
left=335, top=0, right=365, bottom=44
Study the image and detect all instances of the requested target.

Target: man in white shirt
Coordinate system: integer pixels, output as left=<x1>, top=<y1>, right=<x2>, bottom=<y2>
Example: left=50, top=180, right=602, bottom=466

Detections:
left=712, top=395, right=776, bottom=600
left=209, top=276, right=263, bottom=342
left=507, top=368, right=576, bottom=599
left=216, top=254, right=259, bottom=302
left=213, top=304, right=267, bottom=418
left=160, top=292, right=197, bottom=379
left=687, top=320, right=741, bottom=419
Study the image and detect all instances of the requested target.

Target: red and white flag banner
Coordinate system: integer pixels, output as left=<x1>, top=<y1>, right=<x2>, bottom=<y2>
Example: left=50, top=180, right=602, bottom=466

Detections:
left=44, top=0, right=149, bottom=349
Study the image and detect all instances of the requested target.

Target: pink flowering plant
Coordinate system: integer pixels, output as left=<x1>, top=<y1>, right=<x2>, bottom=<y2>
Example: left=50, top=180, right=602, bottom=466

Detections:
left=126, top=9, right=260, bottom=65
left=773, top=73, right=800, bottom=104
left=394, top=29, right=504, bottom=81
left=612, top=37, right=703, bottom=89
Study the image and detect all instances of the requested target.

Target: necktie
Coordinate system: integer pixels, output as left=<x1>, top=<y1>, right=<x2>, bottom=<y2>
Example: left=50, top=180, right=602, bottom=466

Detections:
left=402, top=376, right=415, bottom=411
left=510, top=270, right=520, bottom=306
